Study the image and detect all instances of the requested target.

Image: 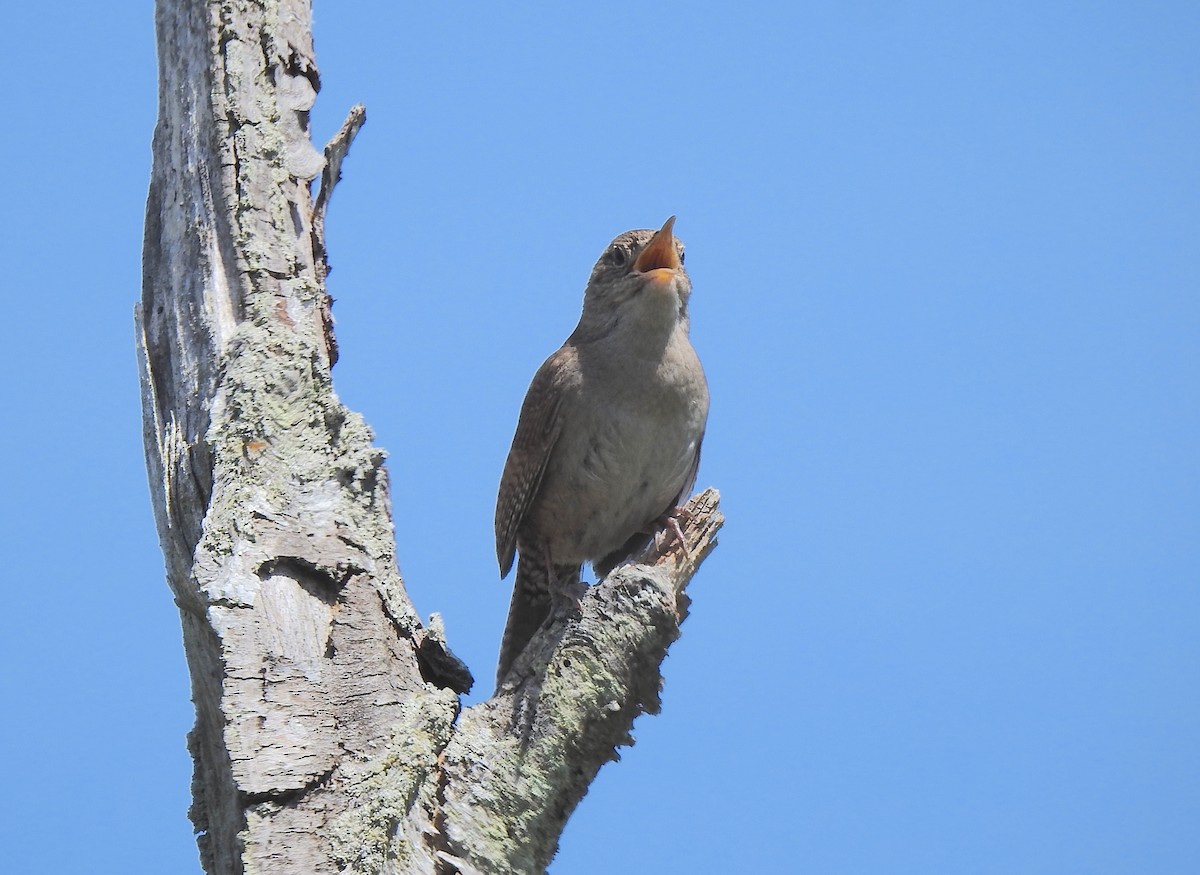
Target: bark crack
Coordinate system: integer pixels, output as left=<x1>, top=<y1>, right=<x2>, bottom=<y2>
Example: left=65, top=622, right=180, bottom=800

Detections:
left=241, top=762, right=336, bottom=808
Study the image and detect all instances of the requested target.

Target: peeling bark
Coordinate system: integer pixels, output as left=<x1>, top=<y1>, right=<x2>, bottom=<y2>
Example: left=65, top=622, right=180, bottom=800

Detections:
left=138, top=3, right=722, bottom=874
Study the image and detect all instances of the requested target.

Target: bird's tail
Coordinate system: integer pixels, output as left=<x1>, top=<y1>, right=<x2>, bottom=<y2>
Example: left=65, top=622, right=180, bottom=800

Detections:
left=496, top=557, right=579, bottom=685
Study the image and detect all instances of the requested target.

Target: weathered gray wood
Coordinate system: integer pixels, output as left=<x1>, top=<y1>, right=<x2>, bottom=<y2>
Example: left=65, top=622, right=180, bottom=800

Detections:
left=138, top=3, right=722, bottom=873
left=434, top=489, right=723, bottom=874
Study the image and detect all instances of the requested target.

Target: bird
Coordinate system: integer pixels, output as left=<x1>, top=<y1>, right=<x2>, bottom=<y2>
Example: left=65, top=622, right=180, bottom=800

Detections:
left=494, top=216, right=710, bottom=684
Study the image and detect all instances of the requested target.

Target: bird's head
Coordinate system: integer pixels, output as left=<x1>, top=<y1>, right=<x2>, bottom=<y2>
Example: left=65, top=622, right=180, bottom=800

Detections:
left=577, top=216, right=692, bottom=338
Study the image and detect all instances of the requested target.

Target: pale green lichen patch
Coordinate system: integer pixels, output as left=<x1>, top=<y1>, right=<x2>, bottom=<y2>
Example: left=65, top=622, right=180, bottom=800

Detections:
left=328, top=690, right=459, bottom=873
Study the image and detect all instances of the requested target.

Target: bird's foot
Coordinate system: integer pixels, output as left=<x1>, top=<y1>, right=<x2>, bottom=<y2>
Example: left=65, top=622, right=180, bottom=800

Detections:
left=650, top=506, right=695, bottom=562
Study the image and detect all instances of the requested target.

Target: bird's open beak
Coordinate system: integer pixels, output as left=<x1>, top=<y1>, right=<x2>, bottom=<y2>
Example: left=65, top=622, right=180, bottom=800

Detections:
left=634, top=216, right=681, bottom=281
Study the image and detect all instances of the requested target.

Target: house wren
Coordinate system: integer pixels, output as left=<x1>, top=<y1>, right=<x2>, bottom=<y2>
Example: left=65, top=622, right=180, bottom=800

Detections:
left=494, top=217, right=709, bottom=683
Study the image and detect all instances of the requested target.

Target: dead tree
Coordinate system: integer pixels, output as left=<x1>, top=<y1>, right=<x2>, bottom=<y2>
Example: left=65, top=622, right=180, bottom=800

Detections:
left=136, top=2, right=722, bottom=873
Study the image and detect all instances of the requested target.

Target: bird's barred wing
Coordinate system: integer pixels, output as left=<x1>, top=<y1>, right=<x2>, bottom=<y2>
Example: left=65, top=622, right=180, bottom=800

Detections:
left=494, top=345, right=577, bottom=577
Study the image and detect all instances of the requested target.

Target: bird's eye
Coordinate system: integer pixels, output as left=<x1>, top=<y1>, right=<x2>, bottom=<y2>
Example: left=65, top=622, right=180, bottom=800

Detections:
left=679, top=250, right=686, bottom=265
left=605, top=247, right=628, bottom=267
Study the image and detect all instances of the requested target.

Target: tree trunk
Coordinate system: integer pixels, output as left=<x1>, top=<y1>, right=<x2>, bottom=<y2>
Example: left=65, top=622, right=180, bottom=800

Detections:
left=136, top=2, right=723, bottom=873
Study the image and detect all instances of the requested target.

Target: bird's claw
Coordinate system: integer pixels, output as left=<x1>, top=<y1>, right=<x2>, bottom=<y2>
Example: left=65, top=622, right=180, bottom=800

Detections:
left=651, top=506, right=694, bottom=562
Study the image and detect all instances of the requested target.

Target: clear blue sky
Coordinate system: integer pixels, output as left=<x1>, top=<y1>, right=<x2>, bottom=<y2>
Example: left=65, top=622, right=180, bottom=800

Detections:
left=2, top=3, right=1197, bottom=873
